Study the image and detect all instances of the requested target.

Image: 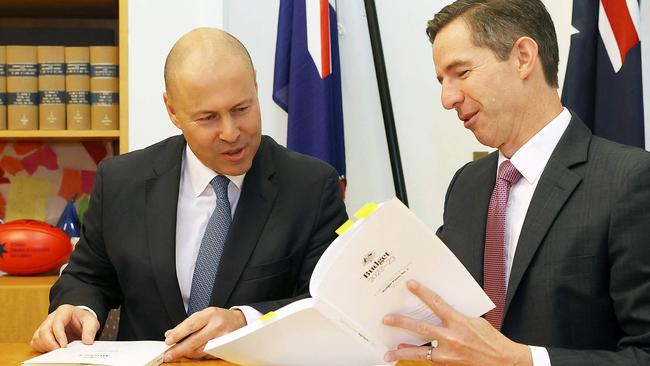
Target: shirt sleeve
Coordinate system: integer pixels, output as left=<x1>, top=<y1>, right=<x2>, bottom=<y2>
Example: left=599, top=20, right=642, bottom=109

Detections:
left=530, top=345, right=551, bottom=366
left=230, top=305, right=263, bottom=325
left=76, top=305, right=98, bottom=319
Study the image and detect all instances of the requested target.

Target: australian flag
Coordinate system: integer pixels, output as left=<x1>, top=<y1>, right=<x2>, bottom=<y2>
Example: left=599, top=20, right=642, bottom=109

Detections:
left=562, top=0, right=644, bottom=148
left=273, top=0, right=346, bottom=191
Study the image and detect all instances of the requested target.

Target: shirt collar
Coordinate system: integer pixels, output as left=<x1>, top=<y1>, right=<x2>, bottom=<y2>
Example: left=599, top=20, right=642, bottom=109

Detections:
left=498, top=107, right=571, bottom=185
left=184, top=144, right=246, bottom=197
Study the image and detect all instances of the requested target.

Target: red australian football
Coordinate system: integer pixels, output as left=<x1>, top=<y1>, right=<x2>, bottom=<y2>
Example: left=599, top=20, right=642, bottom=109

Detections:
left=0, top=220, right=72, bottom=275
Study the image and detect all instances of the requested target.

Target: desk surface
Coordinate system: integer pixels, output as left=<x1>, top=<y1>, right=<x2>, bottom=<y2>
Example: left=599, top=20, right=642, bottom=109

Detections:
left=0, top=275, right=59, bottom=343
left=0, top=343, right=236, bottom=366
left=0, top=342, right=431, bottom=366
left=0, top=275, right=58, bottom=287
left=0, top=277, right=429, bottom=365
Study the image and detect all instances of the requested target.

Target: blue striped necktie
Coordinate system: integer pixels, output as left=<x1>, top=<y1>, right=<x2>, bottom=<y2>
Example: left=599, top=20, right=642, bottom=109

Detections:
left=187, top=175, right=232, bottom=315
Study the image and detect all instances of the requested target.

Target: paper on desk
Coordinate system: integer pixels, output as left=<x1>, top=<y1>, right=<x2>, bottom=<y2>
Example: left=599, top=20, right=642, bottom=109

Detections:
left=22, top=341, right=169, bottom=366
left=206, top=298, right=385, bottom=366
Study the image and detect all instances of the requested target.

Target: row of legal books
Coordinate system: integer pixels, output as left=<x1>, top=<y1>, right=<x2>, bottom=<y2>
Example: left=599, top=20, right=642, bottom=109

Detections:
left=0, top=45, right=118, bottom=131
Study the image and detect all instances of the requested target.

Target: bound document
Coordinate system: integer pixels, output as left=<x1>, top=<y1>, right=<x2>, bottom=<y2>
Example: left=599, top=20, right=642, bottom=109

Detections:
left=204, top=198, right=494, bottom=366
left=38, top=46, right=66, bottom=130
left=0, top=46, right=6, bottom=130
left=22, top=341, right=168, bottom=366
left=65, top=47, right=91, bottom=130
left=7, top=45, right=38, bottom=130
left=90, top=46, right=118, bottom=130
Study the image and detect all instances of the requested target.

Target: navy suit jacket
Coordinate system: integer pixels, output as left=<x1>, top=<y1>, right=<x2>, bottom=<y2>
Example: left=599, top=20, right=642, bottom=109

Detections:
left=50, top=135, right=348, bottom=340
left=437, top=114, right=650, bottom=365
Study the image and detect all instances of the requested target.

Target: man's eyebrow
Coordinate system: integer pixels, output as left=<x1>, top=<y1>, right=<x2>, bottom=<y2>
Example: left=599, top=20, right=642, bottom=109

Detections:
left=233, top=98, right=254, bottom=107
left=444, top=60, right=472, bottom=72
left=190, top=110, right=214, bottom=117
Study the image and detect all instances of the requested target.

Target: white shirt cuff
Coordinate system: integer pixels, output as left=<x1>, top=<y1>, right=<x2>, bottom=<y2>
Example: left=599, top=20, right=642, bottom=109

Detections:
left=76, top=306, right=98, bottom=319
left=230, top=305, right=263, bottom=325
left=529, top=345, right=551, bottom=366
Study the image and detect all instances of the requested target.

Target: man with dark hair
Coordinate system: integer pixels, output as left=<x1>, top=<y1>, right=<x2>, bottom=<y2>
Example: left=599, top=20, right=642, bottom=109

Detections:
left=383, top=1, right=650, bottom=365
left=425, top=0, right=560, bottom=88
left=31, top=28, right=348, bottom=362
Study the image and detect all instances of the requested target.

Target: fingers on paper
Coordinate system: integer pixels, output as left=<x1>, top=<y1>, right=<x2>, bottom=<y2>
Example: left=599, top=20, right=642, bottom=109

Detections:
left=407, top=279, right=463, bottom=324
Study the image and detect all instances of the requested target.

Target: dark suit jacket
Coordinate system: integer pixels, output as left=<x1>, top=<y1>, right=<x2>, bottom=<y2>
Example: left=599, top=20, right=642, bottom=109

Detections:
left=437, top=114, right=650, bottom=365
left=50, top=135, right=348, bottom=341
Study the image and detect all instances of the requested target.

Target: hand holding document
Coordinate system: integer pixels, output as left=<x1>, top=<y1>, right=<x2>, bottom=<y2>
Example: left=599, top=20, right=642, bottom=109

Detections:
left=204, top=198, right=494, bottom=366
left=22, top=341, right=169, bottom=366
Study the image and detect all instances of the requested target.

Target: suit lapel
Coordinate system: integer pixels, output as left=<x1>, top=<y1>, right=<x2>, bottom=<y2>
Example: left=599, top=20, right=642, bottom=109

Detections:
left=460, top=153, right=498, bottom=283
left=210, top=137, right=278, bottom=307
left=145, top=136, right=187, bottom=326
left=504, top=116, right=589, bottom=313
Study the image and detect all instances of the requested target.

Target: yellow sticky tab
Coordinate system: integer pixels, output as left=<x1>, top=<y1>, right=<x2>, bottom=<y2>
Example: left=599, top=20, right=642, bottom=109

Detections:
left=354, top=202, right=378, bottom=219
left=335, top=220, right=354, bottom=236
left=259, top=311, right=276, bottom=322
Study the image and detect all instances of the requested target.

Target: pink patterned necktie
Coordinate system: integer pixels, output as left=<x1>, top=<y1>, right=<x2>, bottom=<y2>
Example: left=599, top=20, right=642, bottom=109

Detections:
left=483, top=160, right=522, bottom=330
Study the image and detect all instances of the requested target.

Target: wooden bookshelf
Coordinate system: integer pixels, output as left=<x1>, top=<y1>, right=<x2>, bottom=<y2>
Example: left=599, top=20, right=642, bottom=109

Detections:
left=118, top=0, right=128, bottom=154
left=0, top=0, right=117, bottom=19
left=0, top=129, right=120, bottom=139
left=0, top=0, right=128, bottom=153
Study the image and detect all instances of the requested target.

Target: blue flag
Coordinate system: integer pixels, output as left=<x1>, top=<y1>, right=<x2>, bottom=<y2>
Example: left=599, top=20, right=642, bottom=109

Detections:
left=273, top=0, right=346, bottom=188
left=562, top=0, right=644, bottom=148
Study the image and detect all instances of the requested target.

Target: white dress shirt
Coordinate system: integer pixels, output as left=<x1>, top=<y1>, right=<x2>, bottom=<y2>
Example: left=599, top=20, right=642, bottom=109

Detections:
left=78, top=144, right=263, bottom=324
left=175, top=145, right=262, bottom=323
left=497, top=107, right=571, bottom=366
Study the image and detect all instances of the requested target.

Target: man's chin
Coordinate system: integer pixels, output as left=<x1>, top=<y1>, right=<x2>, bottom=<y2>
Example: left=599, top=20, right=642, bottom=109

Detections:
left=472, top=132, right=498, bottom=149
left=214, top=161, right=252, bottom=177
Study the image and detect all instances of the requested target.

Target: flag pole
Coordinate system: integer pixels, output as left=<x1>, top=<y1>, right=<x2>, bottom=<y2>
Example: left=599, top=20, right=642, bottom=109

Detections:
left=363, top=0, right=409, bottom=206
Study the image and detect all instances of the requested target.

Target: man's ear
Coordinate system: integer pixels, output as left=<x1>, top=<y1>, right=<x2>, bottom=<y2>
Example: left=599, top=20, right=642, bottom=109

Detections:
left=163, top=92, right=181, bottom=128
left=512, top=36, right=539, bottom=80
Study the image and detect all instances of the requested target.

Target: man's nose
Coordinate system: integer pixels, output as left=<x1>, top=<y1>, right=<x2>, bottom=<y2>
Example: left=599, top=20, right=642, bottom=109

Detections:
left=219, top=116, right=240, bottom=143
left=440, top=82, right=463, bottom=111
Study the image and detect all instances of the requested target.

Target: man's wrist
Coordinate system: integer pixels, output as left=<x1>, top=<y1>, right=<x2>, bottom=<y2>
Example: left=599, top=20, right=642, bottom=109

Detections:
left=508, top=342, right=533, bottom=366
left=230, top=308, right=247, bottom=328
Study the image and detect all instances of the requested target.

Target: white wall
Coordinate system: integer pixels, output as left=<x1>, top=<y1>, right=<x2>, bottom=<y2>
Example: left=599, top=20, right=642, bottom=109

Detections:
left=128, top=0, right=224, bottom=151
left=369, top=0, right=486, bottom=228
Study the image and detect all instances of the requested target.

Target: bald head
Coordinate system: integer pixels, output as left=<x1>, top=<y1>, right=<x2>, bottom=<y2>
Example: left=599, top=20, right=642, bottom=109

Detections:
left=164, top=28, right=255, bottom=98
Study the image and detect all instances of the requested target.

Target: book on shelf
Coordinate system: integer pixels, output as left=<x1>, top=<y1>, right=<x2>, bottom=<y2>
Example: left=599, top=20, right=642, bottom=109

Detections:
left=7, top=45, right=38, bottom=130
left=0, top=46, right=6, bottom=130
left=38, top=46, right=66, bottom=130
left=90, top=46, right=118, bottom=130
left=204, top=198, right=494, bottom=366
left=65, top=47, right=91, bottom=130
left=22, top=340, right=168, bottom=366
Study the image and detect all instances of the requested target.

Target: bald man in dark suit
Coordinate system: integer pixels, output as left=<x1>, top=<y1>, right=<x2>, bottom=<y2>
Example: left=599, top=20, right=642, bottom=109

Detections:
left=32, top=28, right=347, bottom=362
